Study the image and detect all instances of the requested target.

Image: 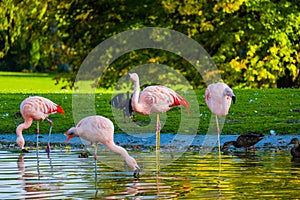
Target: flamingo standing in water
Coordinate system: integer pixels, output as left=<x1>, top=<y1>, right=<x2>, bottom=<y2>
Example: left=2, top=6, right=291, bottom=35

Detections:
left=16, top=96, right=64, bottom=157
left=64, top=115, right=140, bottom=178
left=127, top=73, right=190, bottom=151
left=205, top=82, right=236, bottom=154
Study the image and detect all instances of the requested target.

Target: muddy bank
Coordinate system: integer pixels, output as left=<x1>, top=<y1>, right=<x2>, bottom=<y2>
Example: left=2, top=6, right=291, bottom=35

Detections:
left=1, top=133, right=297, bottom=152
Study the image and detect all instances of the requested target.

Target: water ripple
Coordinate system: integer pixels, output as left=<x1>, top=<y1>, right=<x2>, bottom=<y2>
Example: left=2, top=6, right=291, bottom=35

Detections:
left=0, top=149, right=299, bottom=199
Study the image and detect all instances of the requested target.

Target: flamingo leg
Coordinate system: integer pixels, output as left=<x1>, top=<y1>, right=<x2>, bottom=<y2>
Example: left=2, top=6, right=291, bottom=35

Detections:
left=156, top=114, right=161, bottom=152
left=156, top=146, right=161, bottom=173
left=94, top=143, right=98, bottom=180
left=215, top=115, right=222, bottom=188
left=156, top=114, right=161, bottom=173
left=215, top=115, right=221, bottom=155
left=46, top=119, right=53, bottom=158
left=36, top=121, right=40, bottom=158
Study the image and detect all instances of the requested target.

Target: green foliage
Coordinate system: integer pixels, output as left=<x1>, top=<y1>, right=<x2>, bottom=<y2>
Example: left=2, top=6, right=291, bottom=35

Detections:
left=0, top=0, right=59, bottom=71
left=0, top=0, right=299, bottom=88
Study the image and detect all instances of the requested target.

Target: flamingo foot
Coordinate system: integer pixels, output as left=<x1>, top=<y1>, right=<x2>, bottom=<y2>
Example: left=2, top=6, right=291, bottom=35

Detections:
left=22, top=149, right=29, bottom=153
left=133, top=168, right=140, bottom=179
left=46, top=144, right=51, bottom=158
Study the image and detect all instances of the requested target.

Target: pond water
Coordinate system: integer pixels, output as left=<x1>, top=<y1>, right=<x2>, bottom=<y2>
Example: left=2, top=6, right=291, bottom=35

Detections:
left=0, top=134, right=299, bottom=199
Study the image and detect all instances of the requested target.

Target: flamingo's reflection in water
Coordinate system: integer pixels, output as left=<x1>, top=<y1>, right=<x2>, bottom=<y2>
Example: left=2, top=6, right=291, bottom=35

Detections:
left=17, top=153, right=60, bottom=198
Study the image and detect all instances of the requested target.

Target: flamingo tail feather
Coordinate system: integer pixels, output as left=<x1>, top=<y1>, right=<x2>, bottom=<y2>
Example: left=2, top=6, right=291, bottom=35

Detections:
left=56, top=105, right=65, bottom=115
left=170, top=94, right=190, bottom=115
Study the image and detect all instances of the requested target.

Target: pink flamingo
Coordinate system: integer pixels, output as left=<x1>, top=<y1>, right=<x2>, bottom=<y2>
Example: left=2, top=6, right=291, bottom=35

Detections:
left=64, top=115, right=140, bottom=178
left=16, top=96, right=64, bottom=157
left=127, top=73, right=190, bottom=151
left=204, top=82, right=236, bottom=153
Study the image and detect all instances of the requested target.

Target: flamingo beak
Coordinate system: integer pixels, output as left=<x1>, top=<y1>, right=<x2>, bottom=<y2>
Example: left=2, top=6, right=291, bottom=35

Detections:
left=133, top=165, right=140, bottom=179
left=232, top=95, right=236, bottom=104
left=64, top=132, right=72, bottom=143
left=126, top=74, right=131, bottom=81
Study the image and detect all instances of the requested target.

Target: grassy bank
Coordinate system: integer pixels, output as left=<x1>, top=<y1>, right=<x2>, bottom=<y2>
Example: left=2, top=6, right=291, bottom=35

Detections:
left=0, top=90, right=299, bottom=135
left=0, top=72, right=299, bottom=135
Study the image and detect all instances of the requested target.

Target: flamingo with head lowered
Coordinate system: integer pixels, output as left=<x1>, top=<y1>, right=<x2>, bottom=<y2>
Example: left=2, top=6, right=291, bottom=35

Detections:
left=127, top=73, right=190, bottom=151
left=205, top=82, right=236, bottom=154
left=65, top=115, right=140, bottom=178
left=16, top=96, right=64, bottom=157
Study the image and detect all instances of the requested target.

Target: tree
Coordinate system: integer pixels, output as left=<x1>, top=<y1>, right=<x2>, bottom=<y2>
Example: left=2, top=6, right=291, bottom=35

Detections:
left=162, top=0, right=300, bottom=88
left=0, top=0, right=64, bottom=72
left=1, top=0, right=299, bottom=88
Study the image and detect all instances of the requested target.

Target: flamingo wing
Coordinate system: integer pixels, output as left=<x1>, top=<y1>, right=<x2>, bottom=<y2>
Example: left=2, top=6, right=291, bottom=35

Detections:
left=37, top=96, right=64, bottom=114
left=77, top=116, right=114, bottom=144
left=21, top=96, right=64, bottom=117
left=29, top=96, right=63, bottom=120
left=140, top=86, right=189, bottom=114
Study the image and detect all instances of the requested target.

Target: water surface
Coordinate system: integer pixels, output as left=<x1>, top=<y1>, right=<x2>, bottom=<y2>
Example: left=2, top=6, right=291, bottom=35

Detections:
left=0, top=145, right=299, bottom=199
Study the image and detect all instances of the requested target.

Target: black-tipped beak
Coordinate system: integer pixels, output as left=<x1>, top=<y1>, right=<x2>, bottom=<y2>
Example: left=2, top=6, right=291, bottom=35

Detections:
left=232, top=95, right=236, bottom=104
left=21, top=149, right=29, bottom=153
left=126, top=74, right=131, bottom=81
left=133, top=166, right=140, bottom=179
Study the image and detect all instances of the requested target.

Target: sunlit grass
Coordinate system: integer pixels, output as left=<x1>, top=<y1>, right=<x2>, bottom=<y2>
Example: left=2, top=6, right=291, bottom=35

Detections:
left=0, top=72, right=117, bottom=94
left=0, top=71, right=299, bottom=135
left=0, top=71, right=69, bottom=93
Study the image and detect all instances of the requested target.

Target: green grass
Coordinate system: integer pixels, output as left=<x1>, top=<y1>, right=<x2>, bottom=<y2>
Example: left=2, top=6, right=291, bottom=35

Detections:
left=0, top=71, right=70, bottom=93
left=0, top=71, right=299, bottom=135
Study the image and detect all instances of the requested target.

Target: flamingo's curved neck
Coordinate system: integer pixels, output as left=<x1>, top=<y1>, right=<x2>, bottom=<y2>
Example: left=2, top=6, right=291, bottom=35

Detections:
left=16, top=123, right=26, bottom=149
left=106, top=142, right=130, bottom=159
left=16, top=119, right=32, bottom=137
left=16, top=125, right=24, bottom=137
left=16, top=119, right=33, bottom=149
left=131, top=78, right=143, bottom=113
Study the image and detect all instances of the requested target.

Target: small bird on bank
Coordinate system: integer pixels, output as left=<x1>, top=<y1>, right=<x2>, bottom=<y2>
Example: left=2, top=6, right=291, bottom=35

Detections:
left=221, top=132, right=264, bottom=152
left=205, top=82, right=236, bottom=154
left=127, top=73, right=190, bottom=151
left=16, top=96, right=64, bottom=157
left=65, top=115, right=140, bottom=178
left=288, top=138, right=300, bottom=161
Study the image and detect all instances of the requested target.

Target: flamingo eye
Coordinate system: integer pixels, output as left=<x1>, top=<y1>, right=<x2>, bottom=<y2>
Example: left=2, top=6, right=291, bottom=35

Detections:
left=68, top=132, right=74, bottom=136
